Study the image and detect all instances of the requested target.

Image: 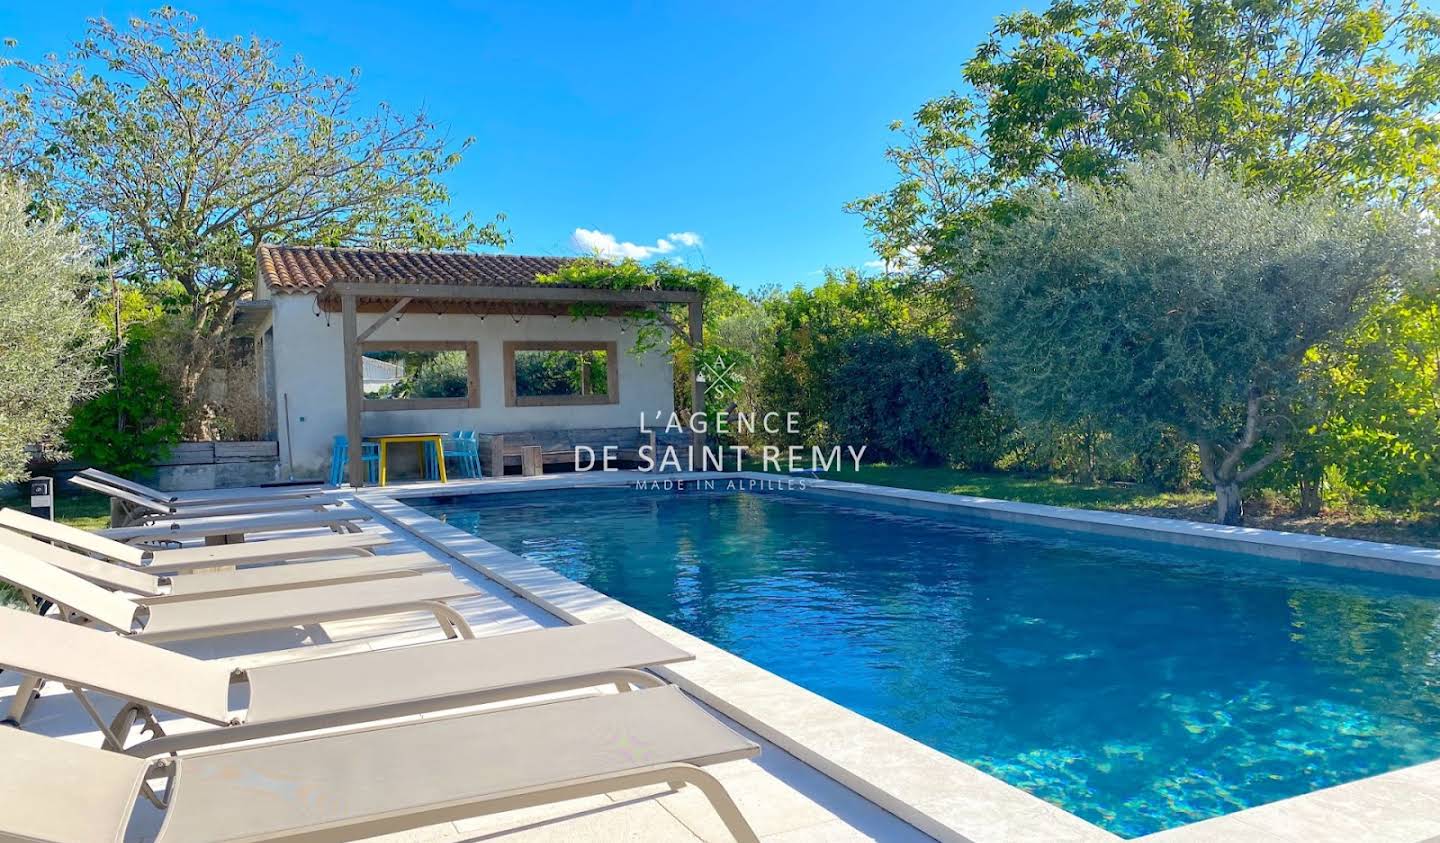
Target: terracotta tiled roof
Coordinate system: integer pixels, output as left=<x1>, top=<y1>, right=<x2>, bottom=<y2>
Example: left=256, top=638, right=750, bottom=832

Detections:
left=257, top=244, right=573, bottom=294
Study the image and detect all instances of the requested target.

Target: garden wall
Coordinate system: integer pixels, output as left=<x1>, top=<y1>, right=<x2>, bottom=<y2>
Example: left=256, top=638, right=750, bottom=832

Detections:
left=54, top=441, right=282, bottom=491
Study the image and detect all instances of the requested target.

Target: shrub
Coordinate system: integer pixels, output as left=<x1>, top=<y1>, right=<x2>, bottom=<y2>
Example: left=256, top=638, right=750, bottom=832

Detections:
left=65, top=339, right=184, bottom=475
left=826, top=332, right=967, bottom=465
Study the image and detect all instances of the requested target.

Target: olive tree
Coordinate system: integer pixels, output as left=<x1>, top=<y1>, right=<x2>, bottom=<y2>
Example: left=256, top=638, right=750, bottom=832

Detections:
left=0, top=182, right=106, bottom=482
left=973, top=151, right=1431, bottom=524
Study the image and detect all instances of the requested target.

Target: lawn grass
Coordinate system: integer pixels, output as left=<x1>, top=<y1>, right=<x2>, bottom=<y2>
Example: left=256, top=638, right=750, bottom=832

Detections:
left=0, top=484, right=112, bottom=530
left=819, top=463, right=1212, bottom=510
left=815, top=463, right=1440, bottom=549
left=0, top=483, right=111, bottom=607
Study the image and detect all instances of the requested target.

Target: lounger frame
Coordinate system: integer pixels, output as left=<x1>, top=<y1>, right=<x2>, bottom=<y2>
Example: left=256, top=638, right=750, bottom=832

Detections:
left=69, top=475, right=339, bottom=526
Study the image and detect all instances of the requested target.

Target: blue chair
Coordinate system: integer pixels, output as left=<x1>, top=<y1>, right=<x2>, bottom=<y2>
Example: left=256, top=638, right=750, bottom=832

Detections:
left=329, top=435, right=380, bottom=486
left=424, top=431, right=481, bottom=480
left=450, top=430, right=482, bottom=479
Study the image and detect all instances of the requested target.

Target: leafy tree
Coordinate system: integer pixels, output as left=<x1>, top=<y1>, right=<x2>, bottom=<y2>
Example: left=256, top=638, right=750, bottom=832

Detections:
left=1301, top=290, right=1440, bottom=509
left=973, top=150, right=1431, bottom=524
left=0, top=181, right=107, bottom=481
left=853, top=0, right=1440, bottom=275
left=3, top=9, right=504, bottom=429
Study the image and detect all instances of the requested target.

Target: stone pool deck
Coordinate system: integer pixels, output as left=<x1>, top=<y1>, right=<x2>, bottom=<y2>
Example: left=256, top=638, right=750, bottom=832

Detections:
left=10, top=470, right=1440, bottom=842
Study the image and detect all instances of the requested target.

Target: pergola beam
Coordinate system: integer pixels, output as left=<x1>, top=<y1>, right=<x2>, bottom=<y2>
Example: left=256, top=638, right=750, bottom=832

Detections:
left=355, top=296, right=413, bottom=344
left=340, top=293, right=365, bottom=487
left=321, top=300, right=647, bottom=317
left=327, top=281, right=700, bottom=305
left=689, top=299, right=705, bottom=457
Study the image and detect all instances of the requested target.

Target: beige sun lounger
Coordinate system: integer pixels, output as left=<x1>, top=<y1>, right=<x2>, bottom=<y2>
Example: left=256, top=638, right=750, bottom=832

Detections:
left=0, top=530, right=445, bottom=603
left=0, top=607, right=694, bottom=755
left=0, top=547, right=478, bottom=644
left=0, top=507, right=390, bottom=571
left=2, top=684, right=761, bottom=843
left=0, top=548, right=480, bottom=722
left=99, top=507, right=373, bottom=545
left=70, top=474, right=343, bottom=526
left=79, top=466, right=328, bottom=506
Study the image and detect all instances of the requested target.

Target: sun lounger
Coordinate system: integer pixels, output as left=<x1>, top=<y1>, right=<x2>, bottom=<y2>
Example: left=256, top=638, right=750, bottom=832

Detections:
left=0, top=530, right=445, bottom=603
left=78, top=466, right=328, bottom=506
left=69, top=474, right=343, bottom=527
left=0, top=548, right=480, bottom=722
left=0, top=548, right=478, bottom=644
left=0, top=607, right=695, bottom=755
left=1, top=684, right=761, bottom=843
left=0, top=507, right=389, bottom=570
left=98, top=508, right=373, bottom=545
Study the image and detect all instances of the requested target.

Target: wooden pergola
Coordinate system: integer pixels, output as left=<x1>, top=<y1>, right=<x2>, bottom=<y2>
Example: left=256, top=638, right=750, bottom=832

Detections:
left=331, top=281, right=704, bottom=487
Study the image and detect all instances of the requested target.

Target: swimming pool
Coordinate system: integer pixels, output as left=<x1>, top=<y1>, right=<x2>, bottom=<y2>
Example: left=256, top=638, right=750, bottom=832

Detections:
left=415, top=486, right=1440, bottom=837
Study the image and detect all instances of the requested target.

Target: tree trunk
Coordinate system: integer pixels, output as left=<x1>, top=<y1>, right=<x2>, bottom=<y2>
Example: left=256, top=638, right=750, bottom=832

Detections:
left=1297, top=466, right=1322, bottom=516
left=1215, top=480, right=1244, bottom=526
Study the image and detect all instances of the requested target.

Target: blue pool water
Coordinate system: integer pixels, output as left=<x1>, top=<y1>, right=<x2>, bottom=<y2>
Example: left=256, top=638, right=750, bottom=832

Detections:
left=416, top=486, right=1440, bottom=837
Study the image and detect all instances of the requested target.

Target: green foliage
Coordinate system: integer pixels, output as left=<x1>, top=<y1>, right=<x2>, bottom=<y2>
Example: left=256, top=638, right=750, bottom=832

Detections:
left=853, top=0, right=1440, bottom=273
left=849, top=0, right=1440, bottom=517
left=947, top=368, right=1016, bottom=471
left=537, top=257, right=727, bottom=298
left=752, top=271, right=922, bottom=446
left=1302, top=290, right=1440, bottom=509
left=409, top=350, right=470, bottom=399
left=747, top=269, right=1002, bottom=462
left=536, top=258, right=729, bottom=356
left=973, top=149, right=1432, bottom=522
left=65, top=339, right=184, bottom=476
left=826, top=332, right=972, bottom=465
left=2, top=8, right=504, bottom=429
left=535, top=258, right=766, bottom=418
left=0, top=181, right=107, bottom=482
left=513, top=349, right=608, bottom=397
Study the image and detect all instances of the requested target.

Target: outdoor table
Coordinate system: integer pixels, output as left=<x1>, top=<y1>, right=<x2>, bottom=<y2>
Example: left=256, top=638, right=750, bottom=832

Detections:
left=365, top=433, right=448, bottom=485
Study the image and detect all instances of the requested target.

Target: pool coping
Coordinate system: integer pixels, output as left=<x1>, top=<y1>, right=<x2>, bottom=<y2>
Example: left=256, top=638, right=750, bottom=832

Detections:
left=360, top=470, right=1440, bottom=842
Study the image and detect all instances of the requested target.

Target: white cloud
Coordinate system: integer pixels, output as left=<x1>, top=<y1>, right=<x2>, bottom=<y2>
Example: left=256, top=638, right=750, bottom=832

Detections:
left=864, top=248, right=921, bottom=274
left=571, top=228, right=703, bottom=261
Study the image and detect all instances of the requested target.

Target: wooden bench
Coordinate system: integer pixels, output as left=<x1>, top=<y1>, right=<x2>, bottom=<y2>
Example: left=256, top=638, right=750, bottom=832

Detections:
left=476, top=428, right=688, bottom=477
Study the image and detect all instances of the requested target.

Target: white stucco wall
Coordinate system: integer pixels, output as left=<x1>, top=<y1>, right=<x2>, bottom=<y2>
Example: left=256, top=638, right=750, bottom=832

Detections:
left=268, top=294, right=676, bottom=479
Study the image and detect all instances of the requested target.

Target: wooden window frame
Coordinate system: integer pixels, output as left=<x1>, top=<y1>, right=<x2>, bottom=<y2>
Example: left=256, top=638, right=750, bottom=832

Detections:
left=503, top=340, right=620, bottom=407
left=360, top=340, right=480, bottom=412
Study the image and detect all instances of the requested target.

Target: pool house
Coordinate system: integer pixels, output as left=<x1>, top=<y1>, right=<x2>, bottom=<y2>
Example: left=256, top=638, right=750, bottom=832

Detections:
left=244, top=244, right=703, bottom=485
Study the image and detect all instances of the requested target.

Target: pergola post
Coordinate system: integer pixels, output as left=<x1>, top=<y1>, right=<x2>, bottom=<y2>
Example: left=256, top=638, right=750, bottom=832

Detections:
left=340, top=293, right=365, bottom=487
left=689, top=298, right=705, bottom=463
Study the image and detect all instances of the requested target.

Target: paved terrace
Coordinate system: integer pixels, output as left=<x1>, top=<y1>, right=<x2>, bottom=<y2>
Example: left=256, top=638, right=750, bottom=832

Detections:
left=3, top=481, right=936, bottom=843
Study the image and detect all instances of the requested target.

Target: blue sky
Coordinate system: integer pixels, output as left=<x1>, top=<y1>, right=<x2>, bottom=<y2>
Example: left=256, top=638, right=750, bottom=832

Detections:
left=1, top=2, right=1024, bottom=291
